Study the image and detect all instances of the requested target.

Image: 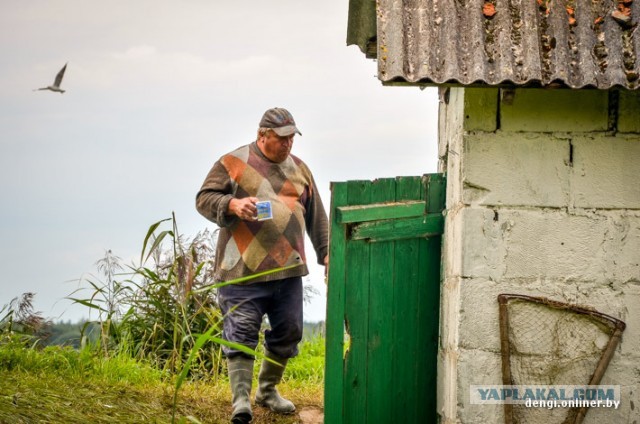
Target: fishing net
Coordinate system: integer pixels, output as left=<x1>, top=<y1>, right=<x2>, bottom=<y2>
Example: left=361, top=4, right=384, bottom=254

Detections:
left=497, top=294, right=626, bottom=424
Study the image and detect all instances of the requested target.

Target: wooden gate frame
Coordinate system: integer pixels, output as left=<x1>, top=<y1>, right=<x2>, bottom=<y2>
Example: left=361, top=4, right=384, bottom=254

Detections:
left=324, top=174, right=446, bottom=424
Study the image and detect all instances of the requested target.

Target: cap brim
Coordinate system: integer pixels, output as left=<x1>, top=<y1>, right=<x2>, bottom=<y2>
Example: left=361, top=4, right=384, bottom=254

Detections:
left=272, top=125, right=302, bottom=137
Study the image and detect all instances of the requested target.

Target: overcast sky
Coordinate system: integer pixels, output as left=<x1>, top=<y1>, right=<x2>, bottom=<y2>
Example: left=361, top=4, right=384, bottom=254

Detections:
left=0, top=1, right=438, bottom=323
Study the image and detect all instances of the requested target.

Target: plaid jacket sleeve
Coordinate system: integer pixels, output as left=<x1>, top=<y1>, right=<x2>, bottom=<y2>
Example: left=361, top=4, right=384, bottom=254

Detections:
left=195, top=159, right=238, bottom=228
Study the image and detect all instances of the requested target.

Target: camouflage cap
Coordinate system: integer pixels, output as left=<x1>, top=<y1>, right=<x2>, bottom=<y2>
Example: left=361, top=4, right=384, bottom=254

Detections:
left=259, top=107, right=302, bottom=137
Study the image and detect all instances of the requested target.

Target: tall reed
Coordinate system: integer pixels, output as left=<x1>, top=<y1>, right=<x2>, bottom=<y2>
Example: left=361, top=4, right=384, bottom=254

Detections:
left=0, top=293, right=51, bottom=345
left=67, top=213, right=225, bottom=379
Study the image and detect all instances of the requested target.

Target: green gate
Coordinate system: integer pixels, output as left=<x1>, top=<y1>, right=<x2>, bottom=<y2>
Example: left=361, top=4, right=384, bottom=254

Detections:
left=324, top=174, right=445, bottom=424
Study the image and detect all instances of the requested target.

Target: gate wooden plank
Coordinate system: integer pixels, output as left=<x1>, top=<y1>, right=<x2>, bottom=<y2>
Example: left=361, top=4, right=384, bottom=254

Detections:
left=336, top=200, right=425, bottom=223
left=344, top=180, right=372, bottom=424
left=392, top=176, right=423, bottom=423
left=349, top=213, right=444, bottom=242
left=417, top=234, right=442, bottom=421
left=365, top=178, right=396, bottom=423
left=324, top=181, right=349, bottom=424
left=425, top=173, right=446, bottom=215
left=419, top=174, right=446, bottom=422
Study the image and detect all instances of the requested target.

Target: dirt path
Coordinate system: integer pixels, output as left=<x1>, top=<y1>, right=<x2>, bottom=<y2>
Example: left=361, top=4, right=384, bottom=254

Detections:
left=298, top=406, right=324, bottom=424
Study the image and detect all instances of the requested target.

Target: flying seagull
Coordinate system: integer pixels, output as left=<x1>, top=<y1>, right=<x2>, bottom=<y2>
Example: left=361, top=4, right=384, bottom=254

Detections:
left=34, top=63, right=68, bottom=93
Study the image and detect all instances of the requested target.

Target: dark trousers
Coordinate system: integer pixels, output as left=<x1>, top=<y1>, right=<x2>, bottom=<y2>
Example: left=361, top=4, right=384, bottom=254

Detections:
left=218, top=276, right=303, bottom=359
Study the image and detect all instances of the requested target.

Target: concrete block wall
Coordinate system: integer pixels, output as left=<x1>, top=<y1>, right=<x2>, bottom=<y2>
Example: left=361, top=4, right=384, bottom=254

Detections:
left=437, top=87, right=640, bottom=424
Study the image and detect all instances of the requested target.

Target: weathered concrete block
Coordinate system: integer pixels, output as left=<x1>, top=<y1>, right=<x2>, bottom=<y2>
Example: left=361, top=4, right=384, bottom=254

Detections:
left=463, top=88, right=498, bottom=132
left=458, top=278, right=502, bottom=351
left=585, top=387, right=638, bottom=423
left=441, top=276, right=461, bottom=349
left=456, top=348, right=504, bottom=424
left=599, top=211, right=640, bottom=285
left=455, top=277, right=632, bottom=351
left=500, top=89, right=609, bottom=132
left=441, top=88, right=466, bottom=205
left=591, top=359, right=640, bottom=423
left=442, top=206, right=464, bottom=278
left=618, top=90, right=640, bottom=133
left=439, top=87, right=464, bottom=164
left=459, top=207, right=640, bottom=284
left=463, top=133, right=571, bottom=207
left=613, top=283, right=640, bottom=359
left=500, top=209, right=609, bottom=280
left=457, top=208, right=507, bottom=280
left=459, top=207, right=610, bottom=281
left=455, top=206, right=640, bottom=285
left=437, top=348, right=458, bottom=422
left=571, top=136, right=640, bottom=209
left=436, top=350, right=448, bottom=420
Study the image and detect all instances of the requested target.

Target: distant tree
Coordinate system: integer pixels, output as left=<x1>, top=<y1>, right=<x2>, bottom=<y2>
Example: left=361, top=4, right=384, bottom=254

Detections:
left=44, top=320, right=99, bottom=348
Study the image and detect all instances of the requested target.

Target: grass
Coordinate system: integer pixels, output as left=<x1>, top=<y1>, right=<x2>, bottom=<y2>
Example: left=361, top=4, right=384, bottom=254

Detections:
left=0, top=336, right=325, bottom=423
left=0, top=370, right=322, bottom=423
left=1, top=216, right=326, bottom=423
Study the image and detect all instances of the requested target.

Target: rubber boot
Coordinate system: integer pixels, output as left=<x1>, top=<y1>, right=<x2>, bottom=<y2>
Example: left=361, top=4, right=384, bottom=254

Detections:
left=255, top=351, right=295, bottom=414
left=227, top=356, right=254, bottom=423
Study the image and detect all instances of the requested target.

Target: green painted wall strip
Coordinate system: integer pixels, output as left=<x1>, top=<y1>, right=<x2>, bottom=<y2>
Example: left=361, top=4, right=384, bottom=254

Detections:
left=349, top=213, right=444, bottom=242
left=336, top=200, right=426, bottom=223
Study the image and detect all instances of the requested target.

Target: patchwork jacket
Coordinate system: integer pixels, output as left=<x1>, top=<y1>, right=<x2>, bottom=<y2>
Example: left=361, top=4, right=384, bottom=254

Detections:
left=196, top=142, right=329, bottom=284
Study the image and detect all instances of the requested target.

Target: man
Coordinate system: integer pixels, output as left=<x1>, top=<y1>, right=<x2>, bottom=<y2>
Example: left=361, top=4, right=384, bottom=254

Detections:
left=196, top=107, right=328, bottom=423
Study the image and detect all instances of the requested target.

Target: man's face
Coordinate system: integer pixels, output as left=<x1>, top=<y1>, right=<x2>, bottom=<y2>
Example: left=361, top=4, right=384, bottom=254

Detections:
left=258, top=130, right=294, bottom=163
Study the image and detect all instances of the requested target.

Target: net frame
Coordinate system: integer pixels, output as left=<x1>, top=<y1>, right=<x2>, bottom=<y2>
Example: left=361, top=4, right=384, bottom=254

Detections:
left=498, top=293, right=626, bottom=424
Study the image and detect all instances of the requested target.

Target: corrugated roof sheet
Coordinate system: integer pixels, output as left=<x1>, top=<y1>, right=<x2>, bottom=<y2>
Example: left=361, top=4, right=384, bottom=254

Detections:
left=352, top=0, right=640, bottom=89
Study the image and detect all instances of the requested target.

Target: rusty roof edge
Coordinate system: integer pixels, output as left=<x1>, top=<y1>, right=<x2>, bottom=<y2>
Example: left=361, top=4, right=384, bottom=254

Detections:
left=380, top=76, right=640, bottom=91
